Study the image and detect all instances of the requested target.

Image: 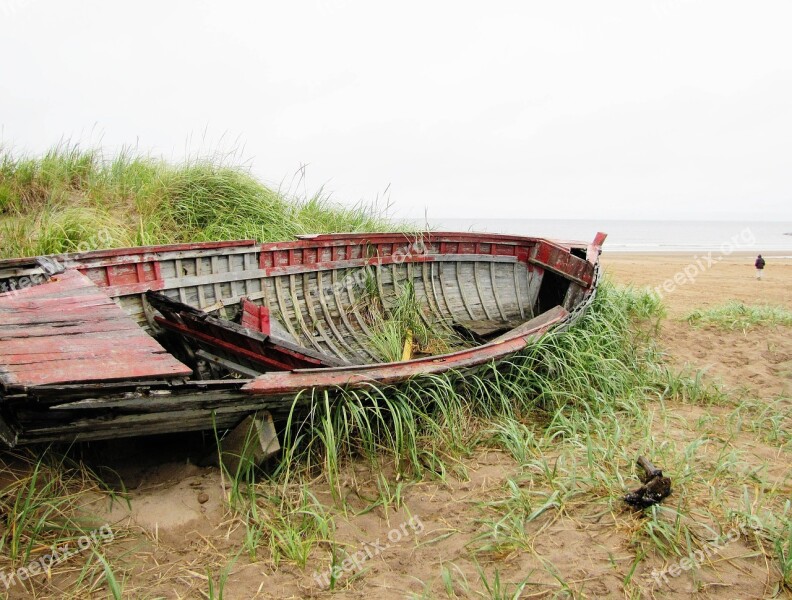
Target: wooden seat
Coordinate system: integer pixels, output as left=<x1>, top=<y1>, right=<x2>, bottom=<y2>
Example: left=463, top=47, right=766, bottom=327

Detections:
left=145, top=291, right=345, bottom=376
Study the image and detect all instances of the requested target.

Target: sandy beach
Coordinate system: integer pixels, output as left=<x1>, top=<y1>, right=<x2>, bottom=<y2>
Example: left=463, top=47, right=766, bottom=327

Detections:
left=2, top=251, right=790, bottom=599
left=602, top=251, right=792, bottom=316
left=604, top=251, right=791, bottom=399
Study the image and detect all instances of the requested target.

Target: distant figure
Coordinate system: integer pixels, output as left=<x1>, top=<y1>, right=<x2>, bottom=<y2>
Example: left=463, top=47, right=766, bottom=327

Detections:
left=755, top=254, right=766, bottom=280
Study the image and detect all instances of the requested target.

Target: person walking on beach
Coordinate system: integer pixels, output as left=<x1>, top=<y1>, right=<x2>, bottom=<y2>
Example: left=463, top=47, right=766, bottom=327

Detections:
left=755, top=254, right=766, bottom=280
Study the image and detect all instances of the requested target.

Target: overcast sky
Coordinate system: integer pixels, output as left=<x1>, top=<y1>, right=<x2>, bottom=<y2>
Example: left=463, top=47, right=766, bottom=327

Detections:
left=1, top=0, right=790, bottom=221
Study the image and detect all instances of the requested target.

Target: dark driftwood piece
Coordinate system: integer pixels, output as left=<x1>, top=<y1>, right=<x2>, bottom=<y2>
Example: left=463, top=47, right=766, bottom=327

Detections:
left=624, top=456, right=672, bottom=509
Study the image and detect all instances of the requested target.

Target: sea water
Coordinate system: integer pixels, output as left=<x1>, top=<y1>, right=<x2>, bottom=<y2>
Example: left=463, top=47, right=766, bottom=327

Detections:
left=410, top=219, right=792, bottom=253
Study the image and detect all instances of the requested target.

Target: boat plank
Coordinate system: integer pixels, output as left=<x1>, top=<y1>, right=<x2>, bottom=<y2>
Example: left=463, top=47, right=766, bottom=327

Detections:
left=420, top=262, right=454, bottom=330
left=0, top=320, right=137, bottom=339
left=341, top=271, right=375, bottom=336
left=473, top=262, right=495, bottom=320
left=529, top=241, right=594, bottom=287
left=1, top=356, right=189, bottom=387
left=0, top=271, right=191, bottom=389
left=405, top=262, right=439, bottom=332
left=273, top=276, right=304, bottom=345
left=242, top=305, right=570, bottom=395
left=512, top=263, right=526, bottom=320
left=433, top=262, right=454, bottom=320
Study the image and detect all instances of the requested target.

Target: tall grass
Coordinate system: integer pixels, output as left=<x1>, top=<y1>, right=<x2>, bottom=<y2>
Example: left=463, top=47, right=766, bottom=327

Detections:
left=277, top=282, right=683, bottom=486
left=0, top=144, right=397, bottom=258
left=366, top=279, right=465, bottom=362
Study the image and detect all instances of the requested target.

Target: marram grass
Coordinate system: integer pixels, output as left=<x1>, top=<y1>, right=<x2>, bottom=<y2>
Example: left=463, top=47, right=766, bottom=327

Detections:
left=0, top=144, right=398, bottom=258
left=685, top=300, right=792, bottom=331
left=276, top=281, right=694, bottom=485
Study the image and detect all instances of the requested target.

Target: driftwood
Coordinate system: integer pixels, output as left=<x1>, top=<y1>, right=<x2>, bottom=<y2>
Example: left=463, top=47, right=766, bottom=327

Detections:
left=624, top=456, right=672, bottom=509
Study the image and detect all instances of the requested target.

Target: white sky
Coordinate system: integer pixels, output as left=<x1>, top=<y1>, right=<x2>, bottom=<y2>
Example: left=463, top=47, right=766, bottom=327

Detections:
left=1, top=0, right=790, bottom=221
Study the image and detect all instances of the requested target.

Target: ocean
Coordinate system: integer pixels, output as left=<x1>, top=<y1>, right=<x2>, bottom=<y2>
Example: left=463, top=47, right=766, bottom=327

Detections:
left=411, top=219, right=792, bottom=254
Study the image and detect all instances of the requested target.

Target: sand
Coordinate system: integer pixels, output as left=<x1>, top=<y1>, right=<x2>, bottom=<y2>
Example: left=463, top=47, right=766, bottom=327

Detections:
left=603, top=252, right=792, bottom=400
left=602, top=251, right=792, bottom=316
left=3, top=252, right=790, bottom=599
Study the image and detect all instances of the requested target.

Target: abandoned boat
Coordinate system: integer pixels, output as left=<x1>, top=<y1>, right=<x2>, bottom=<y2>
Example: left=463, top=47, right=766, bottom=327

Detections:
left=0, top=231, right=606, bottom=448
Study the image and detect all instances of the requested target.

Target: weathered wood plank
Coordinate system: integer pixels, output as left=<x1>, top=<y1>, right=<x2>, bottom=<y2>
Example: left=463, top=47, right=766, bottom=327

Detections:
left=301, top=272, right=349, bottom=362
left=288, top=274, right=327, bottom=355
left=324, top=271, right=380, bottom=361
left=513, top=263, right=526, bottom=319
left=273, top=276, right=304, bottom=346
left=314, top=271, right=368, bottom=361
left=489, top=305, right=569, bottom=343
left=455, top=262, right=477, bottom=320
left=490, top=262, right=509, bottom=321
left=529, top=241, right=594, bottom=287
left=0, top=271, right=192, bottom=389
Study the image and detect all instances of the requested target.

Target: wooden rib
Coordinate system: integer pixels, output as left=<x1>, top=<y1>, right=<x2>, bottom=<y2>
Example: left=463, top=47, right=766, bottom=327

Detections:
left=420, top=262, right=455, bottom=333
left=524, top=268, right=540, bottom=319
left=315, top=271, right=374, bottom=361
left=403, top=262, right=435, bottom=331
left=210, top=256, right=223, bottom=300
left=342, top=270, right=375, bottom=336
left=260, top=279, right=273, bottom=319
left=513, top=262, right=526, bottom=320
left=273, top=276, right=303, bottom=344
left=455, top=262, right=477, bottom=320
left=374, top=263, right=389, bottom=315
left=473, top=262, right=495, bottom=320
left=288, top=274, right=327, bottom=354
left=174, top=259, right=187, bottom=303
left=390, top=263, right=401, bottom=295
left=326, top=271, right=378, bottom=360
left=420, top=262, right=446, bottom=322
left=210, top=256, right=228, bottom=319
left=301, top=272, right=349, bottom=362
left=433, top=262, right=455, bottom=321
left=195, top=256, right=207, bottom=309
left=242, top=253, right=254, bottom=298
left=490, top=262, right=508, bottom=321
left=330, top=269, right=371, bottom=340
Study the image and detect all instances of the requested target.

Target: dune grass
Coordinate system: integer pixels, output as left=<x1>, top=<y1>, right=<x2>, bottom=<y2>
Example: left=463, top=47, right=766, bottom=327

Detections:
left=0, top=144, right=397, bottom=258
left=275, top=282, right=689, bottom=486
left=685, top=301, right=792, bottom=331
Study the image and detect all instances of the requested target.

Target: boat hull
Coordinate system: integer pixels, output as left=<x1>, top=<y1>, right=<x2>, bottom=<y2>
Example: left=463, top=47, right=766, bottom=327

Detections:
left=0, top=232, right=605, bottom=447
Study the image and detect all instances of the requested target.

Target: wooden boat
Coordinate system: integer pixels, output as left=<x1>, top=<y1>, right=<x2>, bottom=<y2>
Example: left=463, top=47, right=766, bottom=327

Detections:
left=0, top=231, right=606, bottom=448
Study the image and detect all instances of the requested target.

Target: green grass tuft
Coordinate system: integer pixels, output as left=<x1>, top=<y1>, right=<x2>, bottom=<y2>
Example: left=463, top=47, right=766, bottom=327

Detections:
left=685, top=301, right=792, bottom=331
